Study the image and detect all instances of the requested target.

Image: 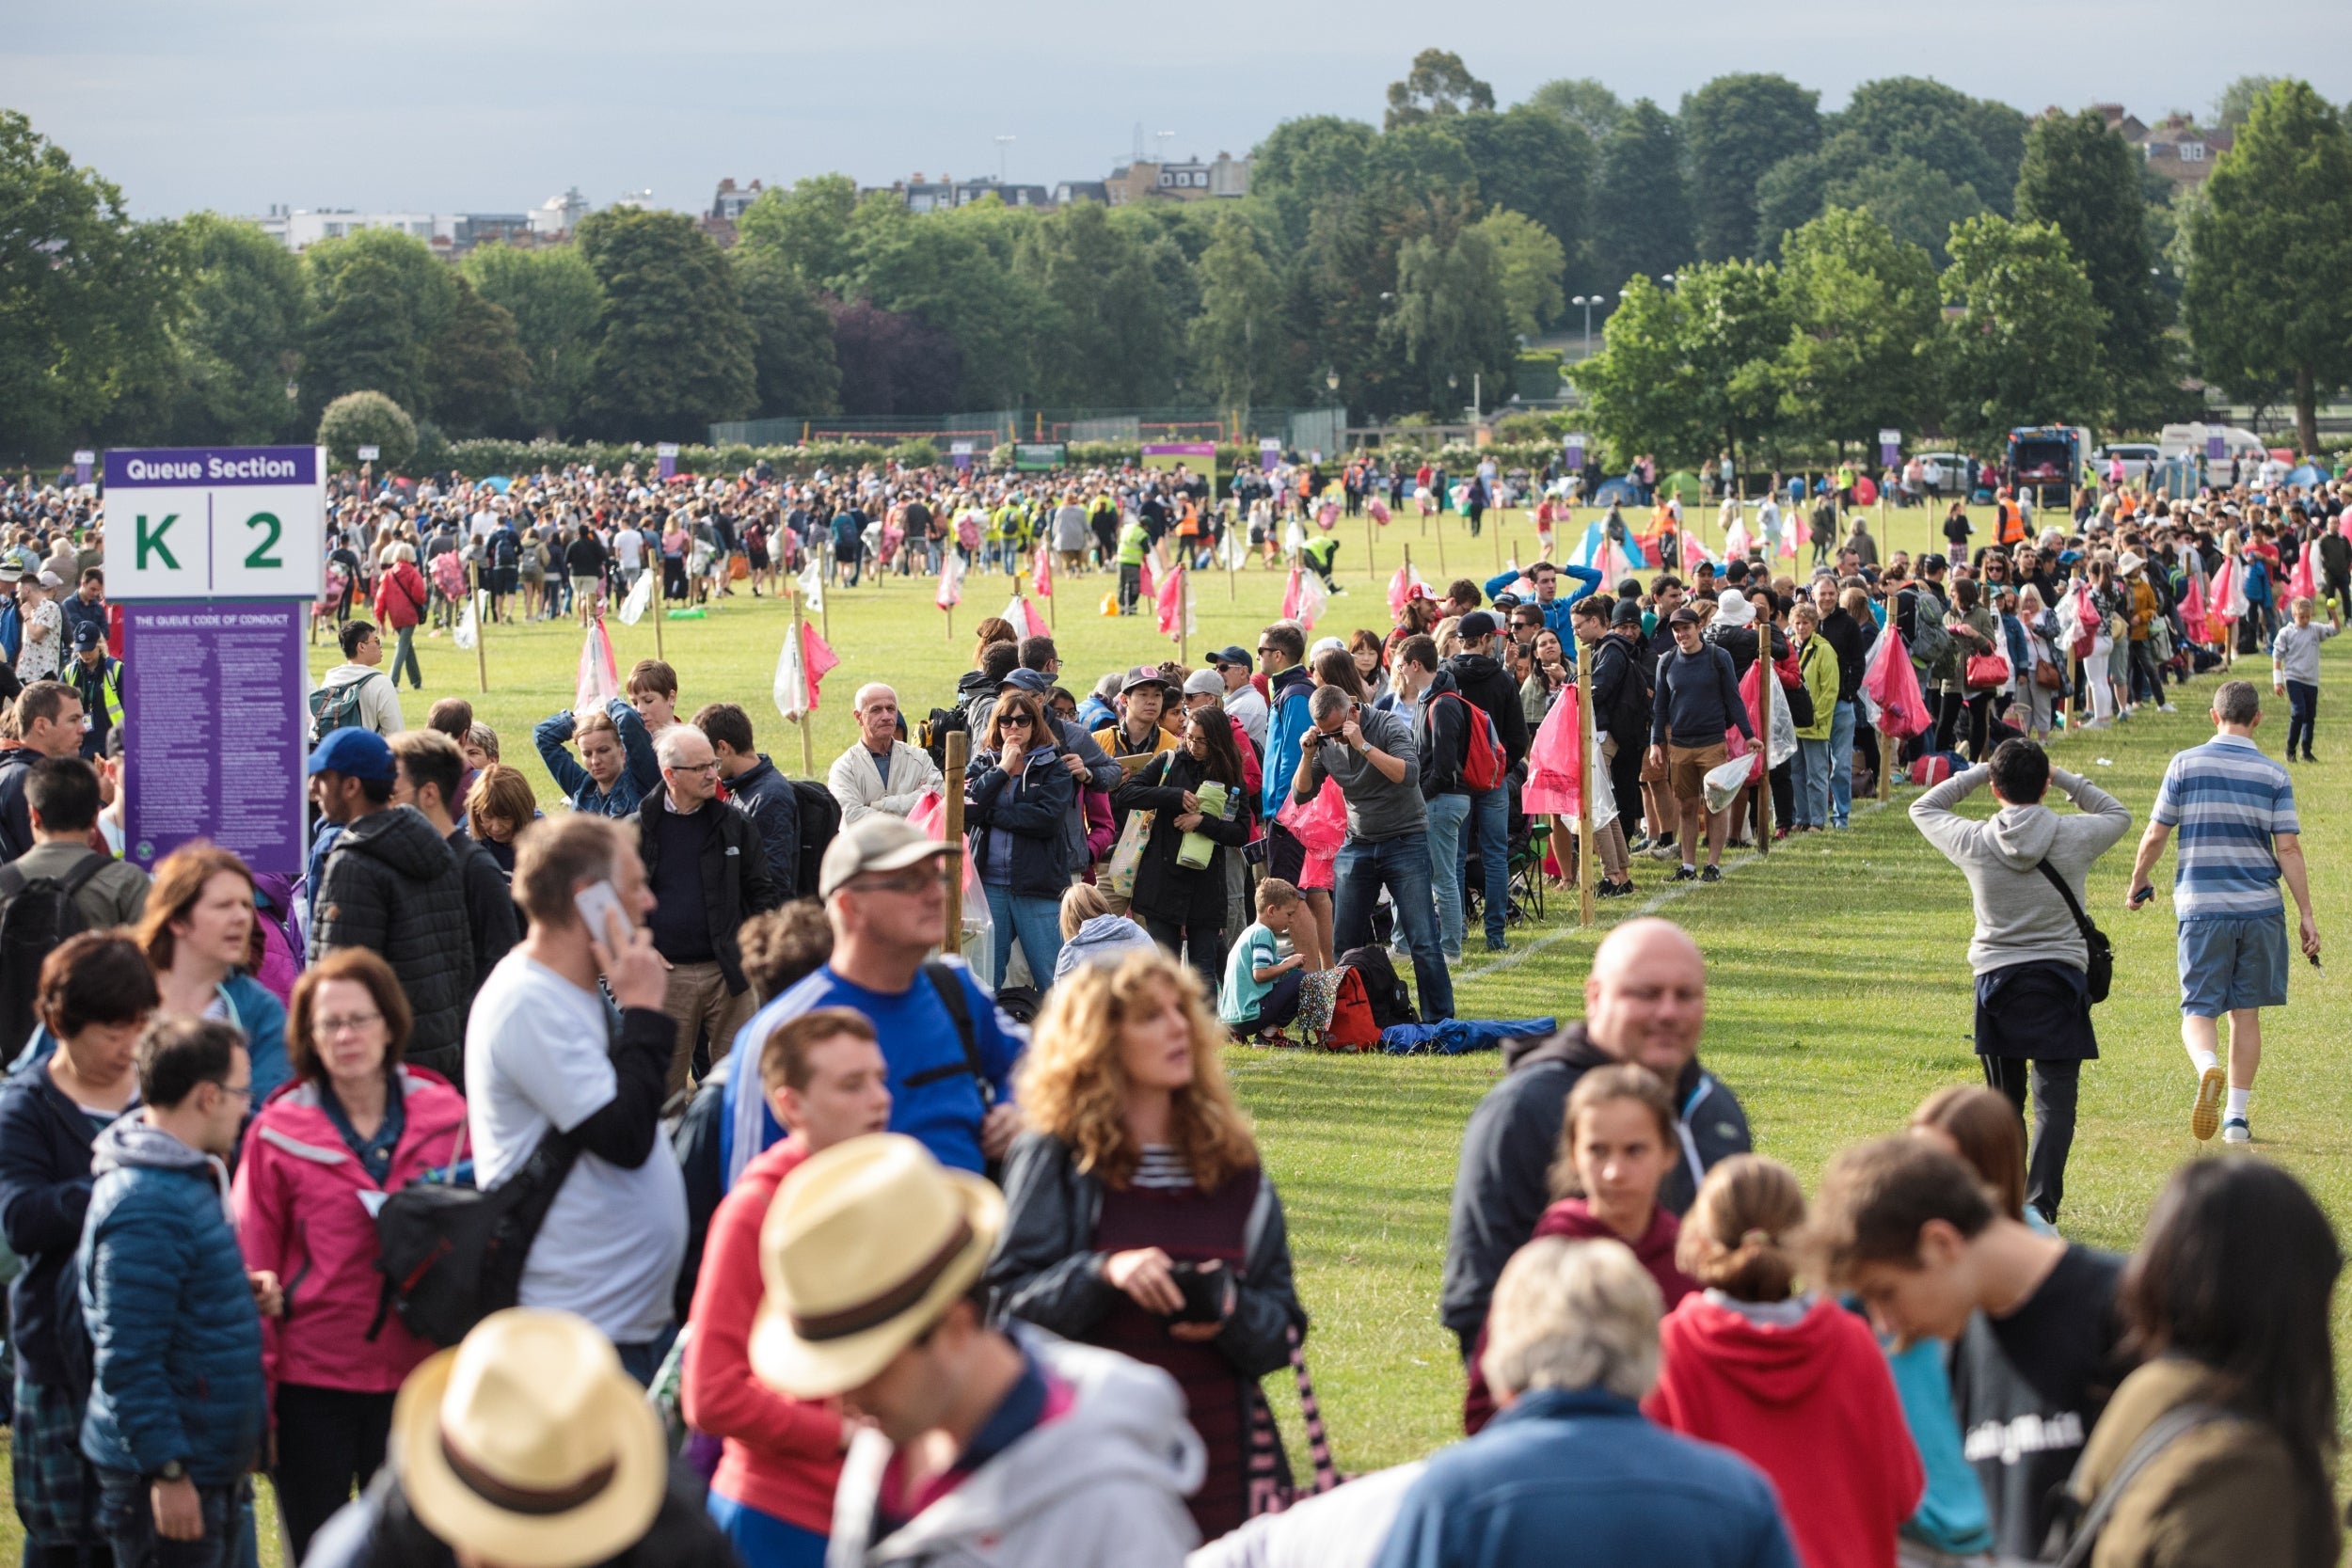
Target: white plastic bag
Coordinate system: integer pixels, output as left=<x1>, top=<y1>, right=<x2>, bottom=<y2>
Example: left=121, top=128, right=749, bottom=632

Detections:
left=1702, top=754, right=1752, bottom=816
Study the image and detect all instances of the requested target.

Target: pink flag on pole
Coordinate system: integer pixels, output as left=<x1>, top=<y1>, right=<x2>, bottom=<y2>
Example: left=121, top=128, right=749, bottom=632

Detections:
left=1137, top=553, right=1156, bottom=604
left=1031, top=542, right=1053, bottom=598
left=2179, top=573, right=2209, bottom=641
left=2290, top=540, right=2317, bottom=604
left=1155, top=565, right=1190, bottom=638
left=1001, top=594, right=1048, bottom=641
left=1281, top=565, right=1327, bottom=633
left=575, top=620, right=619, bottom=715
left=1863, top=618, right=1933, bottom=738
left=935, top=548, right=964, bottom=610
left=1520, top=686, right=1584, bottom=816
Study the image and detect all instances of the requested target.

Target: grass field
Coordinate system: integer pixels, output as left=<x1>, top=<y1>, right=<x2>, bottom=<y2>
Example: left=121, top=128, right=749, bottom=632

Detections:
left=2, top=499, right=2337, bottom=1562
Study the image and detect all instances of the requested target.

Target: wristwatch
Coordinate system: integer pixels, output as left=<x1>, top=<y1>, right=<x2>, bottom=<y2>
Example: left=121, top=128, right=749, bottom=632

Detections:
left=153, top=1460, right=186, bottom=1483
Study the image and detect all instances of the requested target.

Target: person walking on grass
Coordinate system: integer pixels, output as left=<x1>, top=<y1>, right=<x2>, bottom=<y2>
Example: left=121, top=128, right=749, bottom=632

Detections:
left=2126, top=680, right=2320, bottom=1147
left=1909, top=739, right=2129, bottom=1223
left=1648, top=608, right=1752, bottom=884
left=2269, top=595, right=2337, bottom=763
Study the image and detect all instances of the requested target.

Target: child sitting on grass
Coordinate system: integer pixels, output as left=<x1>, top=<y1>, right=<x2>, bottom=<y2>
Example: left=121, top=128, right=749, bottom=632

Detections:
left=1220, top=878, right=1308, bottom=1037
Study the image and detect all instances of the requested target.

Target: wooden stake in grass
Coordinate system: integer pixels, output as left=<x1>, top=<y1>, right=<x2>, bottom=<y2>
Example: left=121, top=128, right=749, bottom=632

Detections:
left=649, top=557, right=665, bottom=664
left=1577, top=653, right=1596, bottom=927
left=469, top=561, right=488, bottom=694
left=1879, top=722, right=1893, bottom=801
left=789, top=587, right=816, bottom=778
left=943, top=729, right=968, bottom=953
left=1756, top=646, right=1774, bottom=857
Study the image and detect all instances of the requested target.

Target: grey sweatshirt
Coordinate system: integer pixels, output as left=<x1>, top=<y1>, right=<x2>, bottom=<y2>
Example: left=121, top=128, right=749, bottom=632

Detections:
left=1294, top=701, right=1426, bottom=843
left=1910, top=765, right=2131, bottom=974
left=2270, top=620, right=2338, bottom=686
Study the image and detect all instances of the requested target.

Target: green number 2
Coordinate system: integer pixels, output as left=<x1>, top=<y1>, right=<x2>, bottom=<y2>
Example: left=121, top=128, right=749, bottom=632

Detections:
left=244, top=512, right=283, bottom=569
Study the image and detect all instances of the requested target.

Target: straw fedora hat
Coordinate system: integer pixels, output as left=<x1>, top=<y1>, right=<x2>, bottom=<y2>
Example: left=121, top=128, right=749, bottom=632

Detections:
left=751, top=1132, right=1005, bottom=1400
left=390, top=1308, right=665, bottom=1568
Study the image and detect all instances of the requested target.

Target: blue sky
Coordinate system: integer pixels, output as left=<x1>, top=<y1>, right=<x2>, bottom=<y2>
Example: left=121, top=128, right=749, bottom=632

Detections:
left=7, top=0, right=2346, bottom=218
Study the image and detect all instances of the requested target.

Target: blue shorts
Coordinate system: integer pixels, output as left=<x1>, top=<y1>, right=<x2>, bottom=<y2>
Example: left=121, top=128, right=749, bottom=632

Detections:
left=2178, top=912, right=2290, bottom=1016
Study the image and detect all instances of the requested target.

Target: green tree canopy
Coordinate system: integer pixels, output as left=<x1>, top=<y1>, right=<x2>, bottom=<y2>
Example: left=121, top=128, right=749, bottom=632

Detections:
left=1774, top=206, right=1940, bottom=452
left=2183, top=79, right=2352, bottom=453
left=1681, top=74, right=1822, bottom=262
left=574, top=208, right=755, bottom=440
left=1384, top=48, right=1495, bottom=130
left=300, top=229, right=454, bottom=423
left=316, top=388, right=417, bottom=468
left=1188, top=214, right=1287, bottom=409
left=730, top=248, right=840, bottom=419
left=735, top=174, right=860, bottom=292
left=2014, top=108, right=2172, bottom=426
left=461, top=242, right=605, bottom=437
left=1588, top=100, right=1692, bottom=292
left=1568, top=275, right=1708, bottom=467
left=1459, top=104, right=1594, bottom=277
left=424, top=276, right=531, bottom=437
left=1475, top=210, right=1565, bottom=339
left=1015, top=199, right=1178, bottom=405
left=157, top=214, right=306, bottom=445
left=1385, top=210, right=1514, bottom=414
left=1937, top=214, right=2106, bottom=451
left=1524, top=78, right=1623, bottom=143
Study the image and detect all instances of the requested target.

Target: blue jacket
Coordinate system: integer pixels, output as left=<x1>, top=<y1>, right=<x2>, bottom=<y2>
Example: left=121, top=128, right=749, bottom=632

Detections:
left=1370, top=1386, right=1798, bottom=1568
left=1484, top=564, right=1601, bottom=658
left=534, top=698, right=661, bottom=818
left=964, top=747, right=1078, bottom=899
left=723, top=753, right=802, bottom=898
left=1261, top=665, right=1316, bottom=822
left=77, top=1118, right=267, bottom=1485
left=0, top=1060, right=127, bottom=1386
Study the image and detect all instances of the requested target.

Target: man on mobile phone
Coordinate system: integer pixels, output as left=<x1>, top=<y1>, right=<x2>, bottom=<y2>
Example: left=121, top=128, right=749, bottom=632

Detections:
left=2126, top=680, right=2322, bottom=1146
left=464, top=816, right=686, bottom=1382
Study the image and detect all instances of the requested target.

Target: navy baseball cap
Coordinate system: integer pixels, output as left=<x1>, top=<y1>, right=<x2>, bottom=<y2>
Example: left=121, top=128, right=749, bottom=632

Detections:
left=998, top=668, right=1053, bottom=694
left=1212, top=645, right=1252, bottom=670
left=306, top=727, right=396, bottom=783
left=1458, top=610, right=1500, bottom=641
left=72, top=622, right=101, bottom=651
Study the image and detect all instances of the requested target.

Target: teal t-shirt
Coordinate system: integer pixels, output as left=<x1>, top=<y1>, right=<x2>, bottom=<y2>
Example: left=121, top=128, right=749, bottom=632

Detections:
left=1221, top=922, right=1279, bottom=1025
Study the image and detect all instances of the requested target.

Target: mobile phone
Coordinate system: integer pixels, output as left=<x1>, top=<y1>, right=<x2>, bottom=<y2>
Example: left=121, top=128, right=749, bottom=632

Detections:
left=2130, top=885, right=2154, bottom=909
left=572, top=879, right=628, bottom=946
left=1166, top=1262, right=1229, bottom=1324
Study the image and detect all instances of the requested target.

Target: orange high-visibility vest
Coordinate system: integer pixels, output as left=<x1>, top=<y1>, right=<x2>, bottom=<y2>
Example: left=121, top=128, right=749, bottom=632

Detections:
left=1996, top=500, right=2026, bottom=545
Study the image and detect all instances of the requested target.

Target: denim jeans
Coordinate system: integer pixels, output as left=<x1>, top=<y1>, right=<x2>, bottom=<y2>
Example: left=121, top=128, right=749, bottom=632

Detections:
left=1828, top=698, right=1858, bottom=827
left=1468, top=785, right=1509, bottom=947
left=96, top=1469, right=246, bottom=1568
left=1423, top=792, right=1470, bottom=958
left=1333, top=832, right=1454, bottom=1020
left=984, top=881, right=1064, bottom=987
left=1795, top=737, right=1831, bottom=828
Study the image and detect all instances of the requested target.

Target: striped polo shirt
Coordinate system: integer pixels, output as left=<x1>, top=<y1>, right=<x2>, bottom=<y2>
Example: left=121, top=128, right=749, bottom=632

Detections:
left=2151, top=734, right=2298, bottom=919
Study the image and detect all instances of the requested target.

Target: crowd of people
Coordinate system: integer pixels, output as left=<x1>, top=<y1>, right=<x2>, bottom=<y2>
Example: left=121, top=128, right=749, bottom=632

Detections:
left=0, top=456, right=2342, bottom=1568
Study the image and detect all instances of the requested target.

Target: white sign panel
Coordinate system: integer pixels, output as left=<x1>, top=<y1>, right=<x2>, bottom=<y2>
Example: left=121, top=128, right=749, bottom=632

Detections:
left=103, top=446, right=326, bottom=601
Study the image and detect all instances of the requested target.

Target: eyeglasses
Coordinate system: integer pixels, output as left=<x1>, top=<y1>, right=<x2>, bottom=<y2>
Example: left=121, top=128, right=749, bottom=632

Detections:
left=316, top=1011, right=383, bottom=1037
left=215, top=1081, right=253, bottom=1104
left=848, top=866, right=941, bottom=896
left=670, top=760, right=721, bottom=774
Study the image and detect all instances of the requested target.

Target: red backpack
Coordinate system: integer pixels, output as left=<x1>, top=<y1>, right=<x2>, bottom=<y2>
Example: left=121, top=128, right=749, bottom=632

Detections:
left=1321, top=968, right=1382, bottom=1051
left=1431, top=693, right=1505, bottom=792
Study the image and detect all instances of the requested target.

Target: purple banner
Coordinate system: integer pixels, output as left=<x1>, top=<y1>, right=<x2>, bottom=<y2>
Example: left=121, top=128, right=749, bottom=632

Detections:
left=1141, top=442, right=1216, bottom=458
left=657, top=442, right=679, bottom=480
left=2205, top=433, right=2225, bottom=462
left=1260, top=437, right=1281, bottom=473
left=105, top=447, right=317, bottom=488
left=72, top=451, right=93, bottom=486
left=121, top=601, right=309, bottom=877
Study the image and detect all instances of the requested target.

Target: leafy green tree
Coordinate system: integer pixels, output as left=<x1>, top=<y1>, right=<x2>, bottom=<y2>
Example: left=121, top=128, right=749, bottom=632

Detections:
left=1384, top=48, right=1494, bottom=130
left=1567, top=275, right=1707, bottom=466
left=462, top=243, right=605, bottom=436
left=574, top=208, right=755, bottom=439
left=1836, top=78, right=2026, bottom=216
left=301, top=229, right=454, bottom=423
left=1384, top=212, right=1514, bottom=414
left=0, top=111, right=185, bottom=458
left=1459, top=105, right=1594, bottom=274
left=1680, top=74, right=1821, bottom=262
left=1016, top=201, right=1177, bottom=404
left=1937, top=214, right=2106, bottom=451
left=2014, top=108, right=2172, bottom=426
left=316, top=389, right=417, bottom=468
left=1773, top=206, right=1940, bottom=453
left=1680, top=260, right=1792, bottom=466
left=2213, top=77, right=2279, bottom=132
left=1825, top=155, right=1983, bottom=267
left=1188, top=215, right=1286, bottom=409
left=734, top=174, right=861, bottom=291
left=1524, top=78, right=1622, bottom=143
left=848, top=200, right=1049, bottom=408
left=730, top=248, right=840, bottom=418
left=423, top=276, right=530, bottom=437
left=1248, top=117, right=1377, bottom=250
left=1588, top=100, right=1691, bottom=292
left=1364, top=119, right=1480, bottom=218
left=1475, top=210, right=1565, bottom=338
left=164, top=214, right=306, bottom=444
left=2183, top=80, right=2352, bottom=453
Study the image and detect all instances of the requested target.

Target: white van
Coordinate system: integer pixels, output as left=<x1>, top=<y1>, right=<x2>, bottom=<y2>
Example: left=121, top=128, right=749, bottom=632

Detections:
left=2157, top=423, right=2267, bottom=464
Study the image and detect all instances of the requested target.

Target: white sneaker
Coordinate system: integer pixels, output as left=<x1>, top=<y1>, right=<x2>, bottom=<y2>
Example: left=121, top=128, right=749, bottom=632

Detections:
left=2159, top=703, right=2177, bottom=713
left=2221, top=1117, right=2251, bottom=1145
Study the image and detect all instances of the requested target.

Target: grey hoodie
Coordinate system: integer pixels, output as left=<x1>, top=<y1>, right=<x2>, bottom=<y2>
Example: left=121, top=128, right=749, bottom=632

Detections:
left=1910, top=765, right=2130, bottom=974
left=1051, top=912, right=1162, bottom=983
left=829, top=1326, right=1205, bottom=1568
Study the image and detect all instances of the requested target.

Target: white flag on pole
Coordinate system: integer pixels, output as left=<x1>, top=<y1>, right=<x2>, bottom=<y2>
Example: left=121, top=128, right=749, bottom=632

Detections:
left=616, top=569, right=653, bottom=625
left=774, top=622, right=808, bottom=721
left=797, top=556, right=825, bottom=613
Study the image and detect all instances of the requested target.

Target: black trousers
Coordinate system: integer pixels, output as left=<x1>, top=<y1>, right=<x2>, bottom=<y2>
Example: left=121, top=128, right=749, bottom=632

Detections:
left=273, top=1384, right=397, bottom=1564
left=1143, top=915, right=1225, bottom=997
left=1981, top=1056, right=2079, bottom=1224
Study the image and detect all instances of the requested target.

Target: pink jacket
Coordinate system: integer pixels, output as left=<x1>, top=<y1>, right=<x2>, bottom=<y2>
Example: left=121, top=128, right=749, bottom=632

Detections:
left=231, top=1068, right=468, bottom=1395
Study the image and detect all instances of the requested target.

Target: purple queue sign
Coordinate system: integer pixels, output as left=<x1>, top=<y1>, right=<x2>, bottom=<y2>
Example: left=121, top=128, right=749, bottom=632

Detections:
left=119, top=600, right=310, bottom=877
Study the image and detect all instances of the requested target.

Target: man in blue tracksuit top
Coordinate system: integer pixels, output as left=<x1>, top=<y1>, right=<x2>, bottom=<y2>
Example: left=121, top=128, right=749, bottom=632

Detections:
left=1649, top=607, right=1754, bottom=885
left=1258, top=620, right=1319, bottom=886
left=719, top=817, right=1026, bottom=1187
left=1484, top=562, right=1602, bottom=660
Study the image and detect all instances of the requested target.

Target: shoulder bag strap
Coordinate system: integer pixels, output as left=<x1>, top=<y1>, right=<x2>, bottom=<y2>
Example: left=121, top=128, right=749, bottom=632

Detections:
left=2033, top=859, right=2097, bottom=944
left=2053, top=1402, right=2226, bottom=1568
left=920, top=959, right=988, bottom=1101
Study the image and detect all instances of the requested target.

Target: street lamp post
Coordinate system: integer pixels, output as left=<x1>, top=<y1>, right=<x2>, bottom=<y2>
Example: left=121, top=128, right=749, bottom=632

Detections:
left=1572, top=294, right=1598, bottom=357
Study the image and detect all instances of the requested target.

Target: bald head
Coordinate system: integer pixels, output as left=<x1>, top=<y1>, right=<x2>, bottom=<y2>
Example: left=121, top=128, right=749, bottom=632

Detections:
left=854, top=684, right=900, bottom=752
left=1583, top=918, right=1707, bottom=1079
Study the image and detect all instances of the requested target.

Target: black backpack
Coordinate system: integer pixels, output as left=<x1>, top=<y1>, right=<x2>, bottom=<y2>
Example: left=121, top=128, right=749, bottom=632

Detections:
left=0, top=852, right=105, bottom=1058
left=920, top=706, right=968, bottom=771
left=1337, top=944, right=1417, bottom=1030
left=788, top=779, right=841, bottom=899
left=368, top=1122, right=580, bottom=1348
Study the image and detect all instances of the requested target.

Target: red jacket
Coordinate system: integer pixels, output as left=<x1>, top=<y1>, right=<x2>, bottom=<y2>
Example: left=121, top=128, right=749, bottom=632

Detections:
left=231, top=1069, right=468, bottom=1396
left=683, top=1136, right=844, bottom=1532
left=1464, top=1200, right=1696, bottom=1433
left=373, top=561, right=429, bottom=630
left=1646, top=1293, right=1923, bottom=1568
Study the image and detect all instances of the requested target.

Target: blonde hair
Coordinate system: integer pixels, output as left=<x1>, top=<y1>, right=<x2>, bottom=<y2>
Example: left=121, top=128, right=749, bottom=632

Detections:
left=1017, top=952, right=1258, bottom=1192
left=1059, top=881, right=1111, bottom=939
left=1676, top=1154, right=1806, bottom=1304
left=1483, top=1237, right=1661, bottom=1402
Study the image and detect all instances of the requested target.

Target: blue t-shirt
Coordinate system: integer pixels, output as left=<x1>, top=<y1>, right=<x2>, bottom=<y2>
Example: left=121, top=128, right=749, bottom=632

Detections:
left=719, top=958, right=1026, bottom=1184
left=2151, top=733, right=2297, bottom=919
left=1221, top=922, right=1279, bottom=1025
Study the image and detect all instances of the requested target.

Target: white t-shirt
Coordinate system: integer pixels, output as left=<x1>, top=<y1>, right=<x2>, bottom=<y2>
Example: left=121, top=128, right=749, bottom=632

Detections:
left=614, top=528, right=646, bottom=570
left=465, top=954, right=686, bottom=1344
